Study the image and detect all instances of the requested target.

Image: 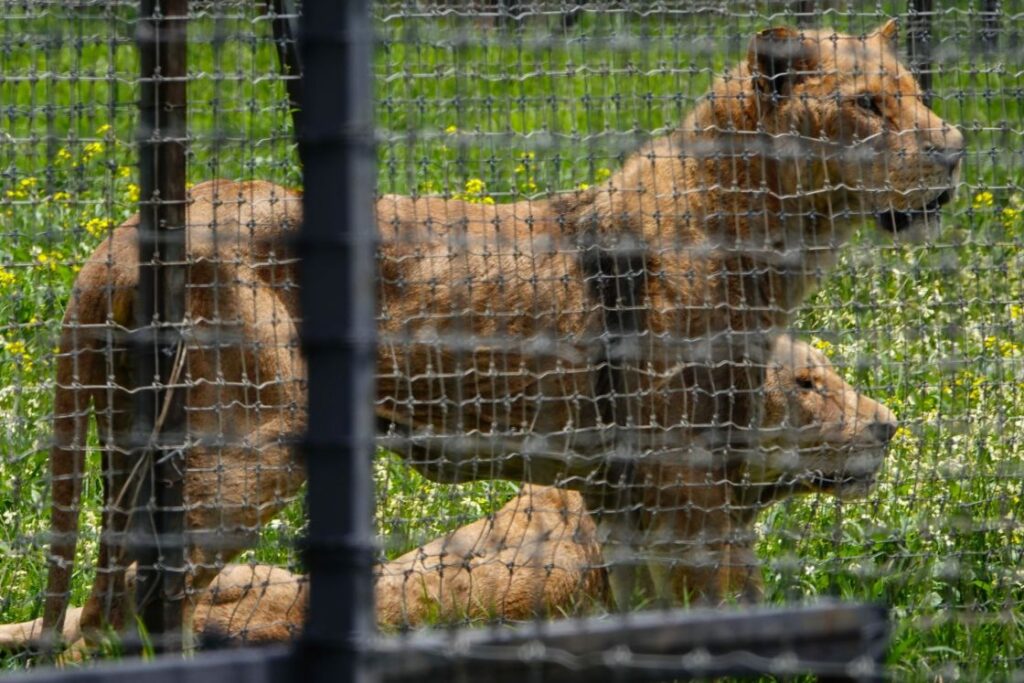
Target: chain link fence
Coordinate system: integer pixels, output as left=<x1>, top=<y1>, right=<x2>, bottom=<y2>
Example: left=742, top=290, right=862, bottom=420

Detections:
left=0, top=1, right=1020, bottom=680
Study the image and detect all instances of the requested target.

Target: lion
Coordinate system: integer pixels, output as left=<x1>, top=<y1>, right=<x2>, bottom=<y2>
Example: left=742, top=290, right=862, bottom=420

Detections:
left=41, top=20, right=959, bottom=647
left=17, top=337, right=894, bottom=651
left=376, top=19, right=961, bottom=484
left=375, top=336, right=898, bottom=618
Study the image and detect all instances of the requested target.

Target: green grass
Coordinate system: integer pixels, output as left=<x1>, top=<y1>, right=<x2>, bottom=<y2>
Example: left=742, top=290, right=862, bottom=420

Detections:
left=1, top=3, right=1023, bottom=678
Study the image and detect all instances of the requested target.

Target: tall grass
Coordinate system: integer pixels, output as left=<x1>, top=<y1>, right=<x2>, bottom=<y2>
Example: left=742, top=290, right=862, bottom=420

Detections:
left=0, top=4, right=1021, bottom=678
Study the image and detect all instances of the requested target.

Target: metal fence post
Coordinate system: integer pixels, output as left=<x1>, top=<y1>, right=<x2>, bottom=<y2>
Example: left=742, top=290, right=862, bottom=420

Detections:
left=981, top=0, right=1001, bottom=54
left=297, top=2, right=378, bottom=683
left=269, top=0, right=304, bottom=144
left=795, top=0, right=817, bottom=27
left=133, top=0, right=188, bottom=654
left=908, top=0, right=934, bottom=106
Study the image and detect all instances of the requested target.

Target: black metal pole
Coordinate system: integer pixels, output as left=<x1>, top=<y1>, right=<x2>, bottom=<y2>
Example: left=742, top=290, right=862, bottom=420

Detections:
left=795, top=0, right=816, bottom=27
left=269, top=0, right=304, bottom=143
left=133, top=0, right=188, bottom=654
left=981, top=0, right=1000, bottom=54
left=297, top=1, right=377, bottom=683
left=908, top=0, right=933, bottom=106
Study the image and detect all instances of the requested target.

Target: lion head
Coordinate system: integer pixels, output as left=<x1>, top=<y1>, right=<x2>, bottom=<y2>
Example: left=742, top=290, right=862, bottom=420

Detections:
left=745, top=19, right=964, bottom=236
left=753, top=336, right=897, bottom=499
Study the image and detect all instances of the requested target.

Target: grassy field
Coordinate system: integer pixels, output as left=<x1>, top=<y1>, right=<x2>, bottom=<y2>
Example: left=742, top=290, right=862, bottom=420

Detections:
left=1, top=3, right=1022, bottom=678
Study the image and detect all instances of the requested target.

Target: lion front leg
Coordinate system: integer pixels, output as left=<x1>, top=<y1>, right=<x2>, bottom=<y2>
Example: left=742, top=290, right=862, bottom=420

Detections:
left=641, top=518, right=764, bottom=607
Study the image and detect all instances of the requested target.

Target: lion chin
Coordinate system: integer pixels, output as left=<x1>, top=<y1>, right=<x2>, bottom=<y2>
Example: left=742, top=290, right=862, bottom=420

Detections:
left=804, top=471, right=879, bottom=500
left=765, top=445, right=888, bottom=500
left=875, top=183, right=958, bottom=242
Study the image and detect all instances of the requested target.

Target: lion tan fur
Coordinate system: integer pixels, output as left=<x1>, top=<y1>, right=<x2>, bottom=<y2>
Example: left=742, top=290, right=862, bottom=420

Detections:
left=375, top=484, right=605, bottom=626
left=42, top=21, right=958, bottom=645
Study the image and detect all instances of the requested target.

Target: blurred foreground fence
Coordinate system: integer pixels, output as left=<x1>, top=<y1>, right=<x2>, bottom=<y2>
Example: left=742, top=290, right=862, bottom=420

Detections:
left=0, top=1, right=1021, bottom=681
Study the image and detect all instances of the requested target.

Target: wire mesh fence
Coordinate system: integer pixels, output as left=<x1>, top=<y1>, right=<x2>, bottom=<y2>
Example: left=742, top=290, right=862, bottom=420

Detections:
left=0, top=0, right=306, bottom=659
left=0, top=0, right=1020, bottom=680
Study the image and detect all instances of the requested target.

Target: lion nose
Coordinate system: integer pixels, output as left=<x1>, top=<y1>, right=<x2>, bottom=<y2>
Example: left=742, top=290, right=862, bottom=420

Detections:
left=925, top=126, right=966, bottom=171
left=869, top=420, right=899, bottom=445
left=924, top=143, right=966, bottom=171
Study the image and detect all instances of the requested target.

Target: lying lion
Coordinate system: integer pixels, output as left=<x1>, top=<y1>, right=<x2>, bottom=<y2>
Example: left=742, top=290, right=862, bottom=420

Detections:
left=379, top=336, right=898, bottom=614
left=18, top=337, right=894, bottom=650
left=42, top=20, right=958, bottom=645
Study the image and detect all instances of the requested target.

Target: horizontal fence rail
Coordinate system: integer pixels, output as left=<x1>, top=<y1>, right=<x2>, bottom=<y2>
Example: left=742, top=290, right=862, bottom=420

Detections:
left=11, top=603, right=888, bottom=683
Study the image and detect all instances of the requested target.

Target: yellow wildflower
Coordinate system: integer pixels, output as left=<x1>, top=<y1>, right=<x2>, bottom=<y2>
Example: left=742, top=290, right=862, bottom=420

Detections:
left=18, top=177, right=38, bottom=191
left=595, top=167, right=612, bottom=182
left=82, top=141, right=104, bottom=161
left=972, top=191, right=994, bottom=209
left=52, top=191, right=71, bottom=201
left=1001, top=207, right=1020, bottom=228
left=811, top=337, right=834, bottom=356
left=1011, top=304, right=1023, bottom=321
left=84, top=218, right=115, bottom=238
left=4, top=340, right=27, bottom=356
left=117, top=165, right=132, bottom=178
left=984, top=335, right=1020, bottom=358
left=96, top=124, right=113, bottom=135
left=514, top=164, right=527, bottom=174
left=56, top=148, right=72, bottom=163
left=453, top=178, right=493, bottom=204
left=0, top=268, right=15, bottom=288
left=445, top=124, right=458, bottom=134
left=36, top=251, right=62, bottom=271
left=952, top=370, right=985, bottom=401
left=4, top=340, right=32, bottom=371
left=125, top=183, right=140, bottom=203
left=577, top=182, right=590, bottom=191
left=5, top=189, right=26, bottom=200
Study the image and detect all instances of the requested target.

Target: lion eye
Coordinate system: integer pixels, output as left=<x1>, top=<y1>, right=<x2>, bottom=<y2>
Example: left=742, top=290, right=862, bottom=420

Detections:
left=855, top=93, right=883, bottom=117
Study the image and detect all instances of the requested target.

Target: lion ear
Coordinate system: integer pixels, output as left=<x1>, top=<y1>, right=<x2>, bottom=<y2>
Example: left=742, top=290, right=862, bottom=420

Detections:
left=747, top=26, right=816, bottom=99
left=873, top=18, right=899, bottom=48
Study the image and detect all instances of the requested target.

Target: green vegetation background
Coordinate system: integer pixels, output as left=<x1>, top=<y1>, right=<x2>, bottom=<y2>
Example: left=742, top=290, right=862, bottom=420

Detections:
left=0, top=4, right=1021, bottom=678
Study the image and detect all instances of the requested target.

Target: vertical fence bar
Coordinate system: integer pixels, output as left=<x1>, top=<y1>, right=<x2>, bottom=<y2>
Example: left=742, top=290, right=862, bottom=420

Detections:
left=908, top=0, right=934, bottom=106
left=133, top=0, right=188, bottom=654
left=981, top=0, right=1000, bottom=53
left=269, top=0, right=304, bottom=144
left=795, top=0, right=817, bottom=27
left=297, top=1, right=377, bottom=683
